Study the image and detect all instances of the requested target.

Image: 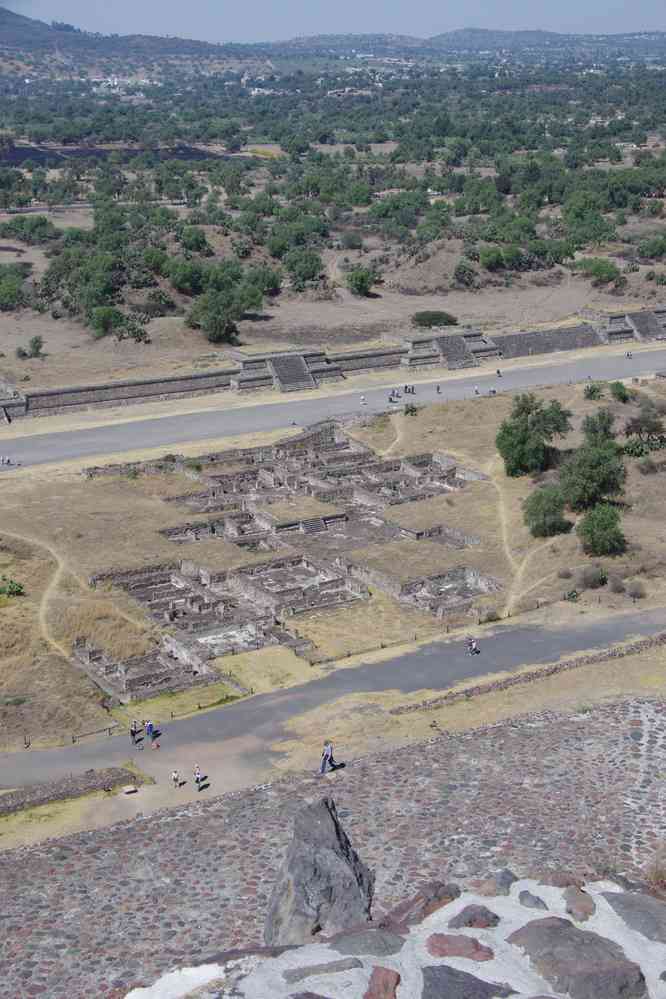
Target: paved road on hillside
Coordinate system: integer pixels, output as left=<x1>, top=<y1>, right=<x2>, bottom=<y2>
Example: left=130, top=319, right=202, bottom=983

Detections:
left=3, top=348, right=666, bottom=468
left=1, top=607, right=663, bottom=788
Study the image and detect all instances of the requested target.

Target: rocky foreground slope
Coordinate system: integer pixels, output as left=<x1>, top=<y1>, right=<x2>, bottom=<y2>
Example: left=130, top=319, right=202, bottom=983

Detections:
left=2, top=698, right=666, bottom=998
left=134, top=871, right=666, bottom=998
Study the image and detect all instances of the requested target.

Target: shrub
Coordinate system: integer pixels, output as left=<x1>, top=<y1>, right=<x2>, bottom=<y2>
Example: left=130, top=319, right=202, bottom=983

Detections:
left=639, top=457, right=658, bottom=475
left=575, top=564, right=608, bottom=589
left=412, top=310, right=458, bottom=329
left=608, top=574, right=626, bottom=594
left=610, top=380, right=631, bottom=403
left=346, top=267, right=375, bottom=297
left=341, top=231, right=363, bottom=250
left=575, top=257, right=621, bottom=286
left=578, top=505, right=627, bottom=556
left=523, top=485, right=572, bottom=537
left=90, top=306, right=126, bottom=339
left=453, top=258, right=477, bottom=287
left=0, top=576, right=25, bottom=597
left=627, top=580, right=646, bottom=600
left=558, top=567, right=573, bottom=579
left=584, top=382, right=604, bottom=400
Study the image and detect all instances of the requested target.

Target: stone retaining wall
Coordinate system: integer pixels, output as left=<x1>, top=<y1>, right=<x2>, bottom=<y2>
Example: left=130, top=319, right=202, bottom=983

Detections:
left=0, top=766, right=139, bottom=818
left=16, top=368, right=239, bottom=418
left=390, top=630, right=666, bottom=715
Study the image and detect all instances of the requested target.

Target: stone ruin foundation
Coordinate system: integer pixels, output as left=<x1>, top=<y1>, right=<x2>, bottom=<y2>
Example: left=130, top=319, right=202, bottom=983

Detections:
left=76, top=421, right=502, bottom=701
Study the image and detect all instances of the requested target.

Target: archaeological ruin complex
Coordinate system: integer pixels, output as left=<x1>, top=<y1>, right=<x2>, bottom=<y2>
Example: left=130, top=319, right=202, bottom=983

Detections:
left=74, top=421, right=499, bottom=702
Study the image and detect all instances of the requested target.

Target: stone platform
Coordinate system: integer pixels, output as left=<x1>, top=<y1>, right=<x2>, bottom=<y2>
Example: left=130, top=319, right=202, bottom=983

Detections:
left=1, top=698, right=665, bottom=998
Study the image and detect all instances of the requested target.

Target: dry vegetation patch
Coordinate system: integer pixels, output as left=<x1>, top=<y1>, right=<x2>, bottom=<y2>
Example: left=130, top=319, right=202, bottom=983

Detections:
left=291, top=591, right=441, bottom=661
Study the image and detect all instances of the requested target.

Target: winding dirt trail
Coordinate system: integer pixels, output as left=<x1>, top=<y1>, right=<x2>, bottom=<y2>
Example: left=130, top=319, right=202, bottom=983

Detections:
left=0, top=528, right=148, bottom=660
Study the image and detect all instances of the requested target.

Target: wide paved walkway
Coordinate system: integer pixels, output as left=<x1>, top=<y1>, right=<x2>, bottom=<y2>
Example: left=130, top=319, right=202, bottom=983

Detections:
left=3, top=347, right=666, bottom=467
left=1, top=607, right=664, bottom=790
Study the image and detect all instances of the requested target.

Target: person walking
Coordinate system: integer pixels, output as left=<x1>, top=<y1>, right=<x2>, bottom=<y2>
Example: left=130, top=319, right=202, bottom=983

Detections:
left=171, top=770, right=180, bottom=789
left=145, top=719, right=153, bottom=742
left=319, top=739, right=336, bottom=775
left=129, top=719, right=139, bottom=745
left=194, top=764, right=202, bottom=790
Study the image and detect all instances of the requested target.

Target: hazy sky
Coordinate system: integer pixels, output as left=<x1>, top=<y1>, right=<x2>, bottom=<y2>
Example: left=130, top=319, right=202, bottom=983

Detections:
left=6, top=0, right=665, bottom=43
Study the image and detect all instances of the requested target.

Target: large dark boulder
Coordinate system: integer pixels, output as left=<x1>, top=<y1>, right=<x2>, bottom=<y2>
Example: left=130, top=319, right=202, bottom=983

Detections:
left=508, top=916, right=646, bottom=999
left=264, top=798, right=374, bottom=946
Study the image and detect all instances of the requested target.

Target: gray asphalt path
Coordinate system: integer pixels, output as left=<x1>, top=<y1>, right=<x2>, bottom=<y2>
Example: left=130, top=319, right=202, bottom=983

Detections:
left=3, top=348, right=666, bottom=468
left=1, top=607, right=663, bottom=788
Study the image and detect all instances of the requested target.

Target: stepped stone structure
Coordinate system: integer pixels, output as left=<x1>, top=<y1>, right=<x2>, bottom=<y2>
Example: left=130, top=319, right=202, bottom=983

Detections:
left=4, top=308, right=666, bottom=422
left=77, top=421, right=492, bottom=701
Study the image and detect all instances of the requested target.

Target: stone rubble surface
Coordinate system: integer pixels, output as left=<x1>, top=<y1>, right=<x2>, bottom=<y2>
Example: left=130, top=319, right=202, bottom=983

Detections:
left=143, top=876, right=666, bottom=999
left=2, top=698, right=666, bottom=998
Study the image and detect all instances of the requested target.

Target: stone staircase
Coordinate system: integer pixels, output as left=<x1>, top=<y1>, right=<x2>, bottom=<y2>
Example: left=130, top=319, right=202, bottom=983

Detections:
left=269, top=354, right=316, bottom=392
left=300, top=517, right=327, bottom=534
left=627, top=310, right=666, bottom=341
left=434, top=334, right=478, bottom=369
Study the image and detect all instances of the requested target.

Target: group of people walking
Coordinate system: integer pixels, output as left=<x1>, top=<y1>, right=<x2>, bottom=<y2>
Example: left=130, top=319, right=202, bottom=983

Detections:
left=129, top=718, right=160, bottom=749
left=170, top=765, right=204, bottom=791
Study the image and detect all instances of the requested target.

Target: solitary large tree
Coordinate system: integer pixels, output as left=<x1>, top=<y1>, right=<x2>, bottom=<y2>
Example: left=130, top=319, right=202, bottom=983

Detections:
left=496, top=393, right=573, bottom=476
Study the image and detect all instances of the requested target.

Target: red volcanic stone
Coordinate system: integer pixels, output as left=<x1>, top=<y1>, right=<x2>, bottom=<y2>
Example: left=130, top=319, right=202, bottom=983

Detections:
left=363, top=965, right=401, bottom=999
left=427, top=933, right=494, bottom=961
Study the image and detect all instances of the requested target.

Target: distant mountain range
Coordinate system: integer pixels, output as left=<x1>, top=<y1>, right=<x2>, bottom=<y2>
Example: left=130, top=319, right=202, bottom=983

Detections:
left=1, top=6, right=666, bottom=65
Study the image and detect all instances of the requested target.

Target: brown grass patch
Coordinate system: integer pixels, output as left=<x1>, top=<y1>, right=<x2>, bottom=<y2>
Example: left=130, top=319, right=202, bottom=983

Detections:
left=291, top=591, right=441, bottom=660
left=211, top=645, right=324, bottom=694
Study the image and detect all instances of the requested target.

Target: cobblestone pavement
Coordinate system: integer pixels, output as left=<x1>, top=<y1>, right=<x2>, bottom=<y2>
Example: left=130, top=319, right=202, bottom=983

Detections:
left=1, top=698, right=665, bottom=999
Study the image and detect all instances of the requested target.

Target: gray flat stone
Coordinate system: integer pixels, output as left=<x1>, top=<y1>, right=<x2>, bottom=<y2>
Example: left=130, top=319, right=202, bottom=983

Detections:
left=283, top=957, right=363, bottom=985
left=603, top=891, right=666, bottom=943
left=422, top=965, right=513, bottom=999
left=508, top=916, right=646, bottom=999
left=519, top=890, right=548, bottom=910
left=448, top=904, right=500, bottom=929
left=330, top=929, right=404, bottom=957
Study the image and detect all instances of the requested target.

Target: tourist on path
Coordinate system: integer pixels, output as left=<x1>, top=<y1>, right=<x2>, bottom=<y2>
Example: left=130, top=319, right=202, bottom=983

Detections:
left=145, top=719, right=153, bottom=742
left=194, top=765, right=202, bottom=790
left=129, top=720, right=139, bottom=745
left=171, top=770, right=180, bottom=789
left=319, top=739, right=337, bottom=775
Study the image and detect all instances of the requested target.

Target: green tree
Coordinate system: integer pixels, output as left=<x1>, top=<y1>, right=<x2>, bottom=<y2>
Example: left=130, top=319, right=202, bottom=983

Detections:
left=582, top=407, right=616, bottom=444
left=559, top=442, right=626, bottom=511
left=284, top=248, right=322, bottom=289
left=346, top=267, right=375, bottom=297
left=187, top=283, right=262, bottom=344
left=496, top=393, right=573, bottom=476
left=523, top=485, right=572, bottom=537
left=578, top=504, right=627, bottom=556
left=624, top=403, right=665, bottom=441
